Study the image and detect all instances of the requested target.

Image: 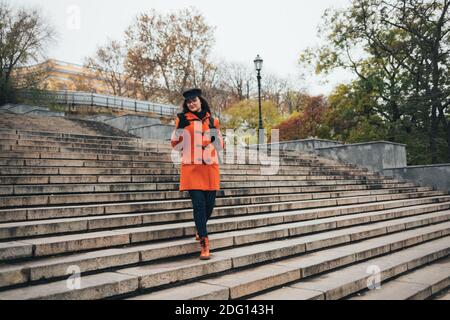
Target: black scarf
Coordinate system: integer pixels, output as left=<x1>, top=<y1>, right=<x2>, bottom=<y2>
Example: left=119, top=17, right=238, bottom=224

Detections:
left=190, top=108, right=207, bottom=120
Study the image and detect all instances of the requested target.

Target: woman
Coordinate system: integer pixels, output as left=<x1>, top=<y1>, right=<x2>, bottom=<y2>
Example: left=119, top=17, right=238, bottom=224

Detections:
left=170, top=88, right=224, bottom=260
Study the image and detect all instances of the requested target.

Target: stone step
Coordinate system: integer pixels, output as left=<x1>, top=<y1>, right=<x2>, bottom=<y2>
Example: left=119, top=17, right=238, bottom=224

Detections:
left=0, top=151, right=367, bottom=176
left=0, top=185, right=429, bottom=209
left=0, top=166, right=380, bottom=178
left=125, top=226, right=450, bottom=301
left=0, top=158, right=369, bottom=176
left=0, top=159, right=373, bottom=180
left=0, top=185, right=432, bottom=222
left=0, top=187, right=437, bottom=223
left=0, top=129, right=138, bottom=141
left=1, top=198, right=449, bottom=262
left=0, top=132, right=316, bottom=157
left=346, top=257, right=450, bottom=300
left=0, top=193, right=444, bottom=239
left=1, top=138, right=294, bottom=156
left=432, top=288, right=450, bottom=300
left=249, top=245, right=450, bottom=300
left=0, top=139, right=310, bottom=156
left=0, top=183, right=426, bottom=207
left=0, top=172, right=405, bottom=187
left=1, top=144, right=162, bottom=156
left=15, top=136, right=143, bottom=146
left=0, top=144, right=364, bottom=171
left=1, top=220, right=445, bottom=300
left=1, top=208, right=448, bottom=290
left=0, top=153, right=345, bottom=170
left=0, top=158, right=173, bottom=168
left=0, top=171, right=386, bottom=186
left=0, top=182, right=430, bottom=197
left=0, top=133, right=124, bottom=144
left=1, top=129, right=309, bottom=157
left=2, top=129, right=339, bottom=165
left=0, top=139, right=143, bottom=151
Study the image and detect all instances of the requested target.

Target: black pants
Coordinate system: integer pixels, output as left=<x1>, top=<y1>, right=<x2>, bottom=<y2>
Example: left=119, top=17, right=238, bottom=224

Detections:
left=188, top=190, right=217, bottom=238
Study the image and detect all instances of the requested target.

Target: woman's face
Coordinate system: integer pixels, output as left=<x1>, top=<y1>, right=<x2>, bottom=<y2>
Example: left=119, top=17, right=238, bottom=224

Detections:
left=186, top=96, right=202, bottom=112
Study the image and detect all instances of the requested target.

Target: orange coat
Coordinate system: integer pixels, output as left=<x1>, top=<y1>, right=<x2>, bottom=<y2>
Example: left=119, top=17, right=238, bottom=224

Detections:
left=170, top=111, right=224, bottom=191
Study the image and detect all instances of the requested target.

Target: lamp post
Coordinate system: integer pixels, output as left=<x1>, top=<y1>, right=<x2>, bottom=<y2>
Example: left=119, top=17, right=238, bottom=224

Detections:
left=254, top=54, right=264, bottom=147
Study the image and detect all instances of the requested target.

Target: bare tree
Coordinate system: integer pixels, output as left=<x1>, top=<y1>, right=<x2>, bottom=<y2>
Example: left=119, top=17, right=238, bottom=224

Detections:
left=85, top=39, right=133, bottom=97
left=125, top=7, right=215, bottom=104
left=261, top=73, right=290, bottom=111
left=221, top=61, right=254, bottom=101
left=0, top=0, right=56, bottom=103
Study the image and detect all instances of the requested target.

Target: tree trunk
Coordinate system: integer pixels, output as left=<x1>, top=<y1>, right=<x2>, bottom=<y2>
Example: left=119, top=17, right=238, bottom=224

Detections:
left=438, top=108, right=450, bottom=163
left=429, top=103, right=439, bottom=163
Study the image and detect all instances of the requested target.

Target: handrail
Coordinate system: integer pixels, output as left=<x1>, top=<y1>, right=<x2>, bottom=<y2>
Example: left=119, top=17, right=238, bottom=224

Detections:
left=15, top=89, right=179, bottom=117
left=128, top=123, right=172, bottom=131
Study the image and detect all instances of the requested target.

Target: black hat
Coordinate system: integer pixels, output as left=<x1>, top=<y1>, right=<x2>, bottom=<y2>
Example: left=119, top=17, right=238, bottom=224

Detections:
left=182, top=88, right=202, bottom=100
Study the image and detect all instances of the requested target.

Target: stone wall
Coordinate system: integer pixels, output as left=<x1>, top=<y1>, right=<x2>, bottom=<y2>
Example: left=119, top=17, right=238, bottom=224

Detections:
left=259, top=139, right=407, bottom=173
left=383, top=164, right=450, bottom=192
left=315, top=141, right=407, bottom=172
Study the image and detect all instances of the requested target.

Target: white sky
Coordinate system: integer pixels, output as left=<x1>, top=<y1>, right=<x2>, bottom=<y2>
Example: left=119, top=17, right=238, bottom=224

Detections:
left=15, top=0, right=356, bottom=95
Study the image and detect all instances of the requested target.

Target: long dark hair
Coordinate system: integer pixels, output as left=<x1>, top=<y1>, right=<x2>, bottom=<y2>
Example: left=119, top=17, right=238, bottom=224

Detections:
left=182, top=96, right=212, bottom=115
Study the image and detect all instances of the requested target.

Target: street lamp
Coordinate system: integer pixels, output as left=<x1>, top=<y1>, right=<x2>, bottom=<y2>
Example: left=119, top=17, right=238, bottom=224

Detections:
left=254, top=54, right=264, bottom=147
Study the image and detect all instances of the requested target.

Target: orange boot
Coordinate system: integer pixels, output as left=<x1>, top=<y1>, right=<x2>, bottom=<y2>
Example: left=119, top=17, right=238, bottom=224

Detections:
left=199, top=236, right=211, bottom=260
left=195, top=232, right=200, bottom=241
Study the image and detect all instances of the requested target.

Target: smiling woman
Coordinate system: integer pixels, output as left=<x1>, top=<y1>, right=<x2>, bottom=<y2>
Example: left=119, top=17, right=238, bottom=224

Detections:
left=171, top=88, right=224, bottom=261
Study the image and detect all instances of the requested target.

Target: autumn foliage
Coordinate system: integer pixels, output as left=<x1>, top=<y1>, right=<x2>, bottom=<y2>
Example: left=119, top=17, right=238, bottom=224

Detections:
left=272, top=95, right=328, bottom=141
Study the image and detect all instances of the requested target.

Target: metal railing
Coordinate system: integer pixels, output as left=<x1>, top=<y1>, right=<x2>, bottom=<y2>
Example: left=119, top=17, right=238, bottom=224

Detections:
left=15, top=89, right=179, bottom=117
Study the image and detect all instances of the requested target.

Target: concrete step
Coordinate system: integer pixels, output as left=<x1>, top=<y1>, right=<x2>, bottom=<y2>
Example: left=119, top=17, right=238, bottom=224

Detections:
left=0, top=160, right=375, bottom=182
left=1, top=205, right=449, bottom=289
left=0, top=137, right=307, bottom=155
left=1, top=129, right=311, bottom=158
left=126, top=227, right=450, bottom=301
left=1, top=198, right=449, bottom=262
left=0, top=182, right=421, bottom=221
left=0, top=139, right=144, bottom=151
left=432, top=287, right=450, bottom=300
left=0, top=149, right=369, bottom=173
left=0, top=156, right=325, bottom=172
left=0, top=217, right=449, bottom=299
left=346, top=256, right=450, bottom=300
left=249, top=245, right=450, bottom=300
left=0, top=172, right=389, bottom=186
left=1, top=144, right=163, bottom=156
left=0, top=129, right=138, bottom=141
left=0, top=166, right=381, bottom=178
left=0, top=153, right=352, bottom=171
left=0, top=172, right=407, bottom=188
left=0, top=187, right=439, bottom=223
left=1, top=138, right=291, bottom=155
left=0, top=182, right=430, bottom=197
left=0, top=158, right=370, bottom=178
left=0, top=131, right=318, bottom=156
left=0, top=143, right=366, bottom=172
left=2, top=129, right=347, bottom=166
left=1, top=191, right=435, bottom=240
left=0, top=133, right=138, bottom=145
left=0, top=150, right=371, bottom=178
left=0, top=183, right=421, bottom=209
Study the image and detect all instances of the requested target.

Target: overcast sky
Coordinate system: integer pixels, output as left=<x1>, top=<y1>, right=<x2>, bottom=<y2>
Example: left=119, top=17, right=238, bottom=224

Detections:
left=15, top=0, right=355, bottom=95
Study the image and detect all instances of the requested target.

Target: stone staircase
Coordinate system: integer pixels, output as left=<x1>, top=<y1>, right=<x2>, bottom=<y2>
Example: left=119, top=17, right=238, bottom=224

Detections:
left=0, top=128, right=449, bottom=300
